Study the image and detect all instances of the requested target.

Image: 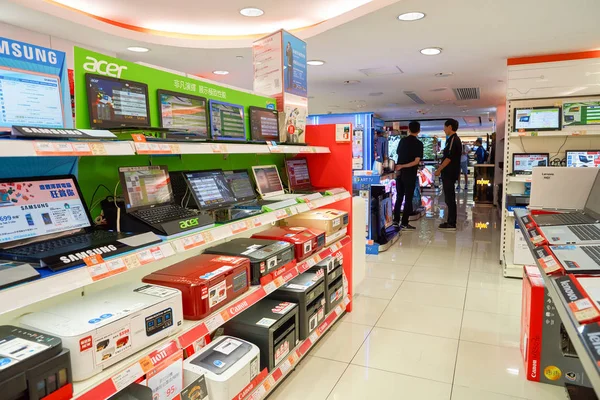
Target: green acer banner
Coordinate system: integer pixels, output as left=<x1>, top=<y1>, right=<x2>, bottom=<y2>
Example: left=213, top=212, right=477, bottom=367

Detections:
left=73, top=47, right=276, bottom=132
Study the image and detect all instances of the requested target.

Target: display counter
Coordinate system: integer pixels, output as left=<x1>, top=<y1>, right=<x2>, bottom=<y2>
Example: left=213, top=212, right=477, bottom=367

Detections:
left=473, top=164, right=495, bottom=204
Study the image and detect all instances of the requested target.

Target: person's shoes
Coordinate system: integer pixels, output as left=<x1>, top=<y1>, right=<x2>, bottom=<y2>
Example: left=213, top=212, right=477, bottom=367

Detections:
left=401, top=224, right=417, bottom=231
left=393, top=222, right=400, bottom=229
left=456, top=185, right=461, bottom=191
left=438, top=222, right=457, bottom=231
left=464, top=186, right=468, bottom=190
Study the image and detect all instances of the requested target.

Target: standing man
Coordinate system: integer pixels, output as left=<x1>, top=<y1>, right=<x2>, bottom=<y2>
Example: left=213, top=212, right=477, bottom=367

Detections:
left=435, top=119, right=462, bottom=231
left=393, top=121, right=423, bottom=231
left=474, top=138, right=486, bottom=164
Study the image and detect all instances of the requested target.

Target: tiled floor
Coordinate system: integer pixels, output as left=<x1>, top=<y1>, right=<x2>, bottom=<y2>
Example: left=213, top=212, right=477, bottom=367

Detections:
left=268, top=188, right=568, bottom=400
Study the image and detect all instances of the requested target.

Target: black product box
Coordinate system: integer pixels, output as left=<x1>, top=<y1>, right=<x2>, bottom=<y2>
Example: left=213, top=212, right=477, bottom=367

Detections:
left=0, top=326, right=72, bottom=400
left=309, top=256, right=344, bottom=313
left=506, top=194, right=530, bottom=207
left=205, top=238, right=295, bottom=285
left=224, top=299, right=299, bottom=371
left=268, top=272, right=325, bottom=340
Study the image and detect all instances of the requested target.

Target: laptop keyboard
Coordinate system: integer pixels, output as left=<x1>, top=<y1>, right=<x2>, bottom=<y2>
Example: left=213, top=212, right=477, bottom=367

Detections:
left=568, top=225, right=600, bottom=241
left=582, top=246, right=600, bottom=266
left=132, top=205, right=197, bottom=225
left=554, top=213, right=596, bottom=225
left=2, top=230, right=116, bottom=256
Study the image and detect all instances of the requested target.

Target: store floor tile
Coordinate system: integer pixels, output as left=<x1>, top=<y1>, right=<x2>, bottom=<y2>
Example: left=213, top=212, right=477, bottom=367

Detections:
left=460, top=310, right=521, bottom=348
left=390, top=281, right=467, bottom=310
left=450, top=386, right=526, bottom=400
left=376, top=301, right=463, bottom=339
left=310, top=321, right=372, bottom=363
left=340, top=295, right=389, bottom=326
left=464, top=287, right=522, bottom=316
left=365, top=261, right=413, bottom=281
left=352, top=277, right=401, bottom=299
left=405, top=265, right=470, bottom=287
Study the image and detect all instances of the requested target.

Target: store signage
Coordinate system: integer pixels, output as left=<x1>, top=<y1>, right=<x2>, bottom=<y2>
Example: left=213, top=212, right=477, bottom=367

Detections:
left=82, top=56, right=128, bottom=78
left=477, top=179, right=491, bottom=185
left=12, top=126, right=116, bottom=139
left=0, top=37, right=62, bottom=66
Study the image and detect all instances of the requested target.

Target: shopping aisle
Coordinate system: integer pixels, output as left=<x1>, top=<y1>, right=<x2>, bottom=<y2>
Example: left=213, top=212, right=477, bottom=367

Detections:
left=267, top=190, right=568, bottom=400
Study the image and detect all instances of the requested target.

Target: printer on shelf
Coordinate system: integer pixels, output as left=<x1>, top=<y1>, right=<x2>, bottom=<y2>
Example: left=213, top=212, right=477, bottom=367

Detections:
left=251, top=226, right=325, bottom=261
left=142, top=254, right=251, bottom=320
left=19, top=283, right=183, bottom=381
left=205, top=239, right=295, bottom=285
left=183, top=335, right=260, bottom=400
left=224, top=299, right=298, bottom=371
left=309, top=256, right=344, bottom=313
left=0, top=325, right=72, bottom=400
left=282, top=209, right=349, bottom=236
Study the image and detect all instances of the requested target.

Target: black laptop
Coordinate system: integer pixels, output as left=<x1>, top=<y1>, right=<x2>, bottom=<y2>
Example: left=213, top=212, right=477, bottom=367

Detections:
left=0, top=175, right=161, bottom=271
left=223, top=170, right=276, bottom=210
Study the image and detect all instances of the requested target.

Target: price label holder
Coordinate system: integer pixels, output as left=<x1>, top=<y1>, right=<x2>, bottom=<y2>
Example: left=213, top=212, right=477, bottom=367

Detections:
left=534, top=246, right=563, bottom=275
left=146, top=351, right=184, bottom=400
left=180, top=374, right=209, bottom=400
left=556, top=275, right=600, bottom=324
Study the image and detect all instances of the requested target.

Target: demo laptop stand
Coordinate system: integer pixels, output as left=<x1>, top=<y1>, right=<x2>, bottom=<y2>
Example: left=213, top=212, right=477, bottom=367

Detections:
left=224, top=170, right=294, bottom=213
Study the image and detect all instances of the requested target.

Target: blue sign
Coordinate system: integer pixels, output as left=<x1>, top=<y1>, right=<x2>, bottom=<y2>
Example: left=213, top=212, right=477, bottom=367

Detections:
left=282, top=31, right=307, bottom=97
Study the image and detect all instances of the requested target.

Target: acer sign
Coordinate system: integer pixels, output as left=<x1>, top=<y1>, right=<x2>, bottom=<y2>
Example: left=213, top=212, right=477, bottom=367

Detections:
left=82, top=56, right=128, bottom=78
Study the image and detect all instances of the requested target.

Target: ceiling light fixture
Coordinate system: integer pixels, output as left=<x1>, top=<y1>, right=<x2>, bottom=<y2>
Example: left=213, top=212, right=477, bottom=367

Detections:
left=213, top=70, right=229, bottom=75
left=344, top=80, right=361, bottom=85
left=420, top=47, right=442, bottom=56
left=397, top=12, right=425, bottom=21
left=240, top=7, right=264, bottom=17
left=127, top=46, right=150, bottom=53
left=307, top=60, right=325, bottom=66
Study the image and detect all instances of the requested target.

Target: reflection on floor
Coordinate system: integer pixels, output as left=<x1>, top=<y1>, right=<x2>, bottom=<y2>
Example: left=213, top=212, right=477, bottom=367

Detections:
left=267, top=188, right=568, bottom=400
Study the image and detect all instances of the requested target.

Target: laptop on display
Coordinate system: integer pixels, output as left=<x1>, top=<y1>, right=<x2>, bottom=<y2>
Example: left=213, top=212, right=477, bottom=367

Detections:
left=552, top=244, right=600, bottom=273
left=250, top=165, right=299, bottom=202
left=285, top=158, right=337, bottom=194
left=222, top=170, right=280, bottom=215
left=183, top=170, right=236, bottom=211
left=249, top=106, right=280, bottom=143
left=0, top=175, right=160, bottom=271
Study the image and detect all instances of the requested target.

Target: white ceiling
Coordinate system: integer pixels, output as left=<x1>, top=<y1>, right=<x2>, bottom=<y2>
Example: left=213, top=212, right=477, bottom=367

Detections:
left=2, top=0, right=600, bottom=125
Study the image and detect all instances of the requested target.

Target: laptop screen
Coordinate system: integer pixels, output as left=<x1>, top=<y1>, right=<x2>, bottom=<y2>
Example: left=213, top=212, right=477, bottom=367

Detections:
left=585, top=173, right=600, bottom=216
left=566, top=150, right=600, bottom=168
left=286, top=159, right=312, bottom=190
left=249, top=107, right=279, bottom=141
left=224, top=171, right=256, bottom=202
left=0, top=177, right=91, bottom=245
left=185, top=170, right=236, bottom=210
left=119, top=166, right=173, bottom=211
left=252, top=166, right=284, bottom=197
left=513, top=153, right=549, bottom=172
left=158, top=90, right=209, bottom=137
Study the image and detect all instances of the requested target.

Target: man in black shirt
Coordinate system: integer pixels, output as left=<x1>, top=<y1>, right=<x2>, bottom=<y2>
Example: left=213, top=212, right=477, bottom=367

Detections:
left=435, top=119, right=462, bottom=231
left=393, top=121, right=423, bottom=231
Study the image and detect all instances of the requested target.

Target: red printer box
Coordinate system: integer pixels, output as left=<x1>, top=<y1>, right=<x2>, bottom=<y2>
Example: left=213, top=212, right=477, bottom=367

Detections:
left=252, top=226, right=325, bottom=261
left=143, top=254, right=250, bottom=320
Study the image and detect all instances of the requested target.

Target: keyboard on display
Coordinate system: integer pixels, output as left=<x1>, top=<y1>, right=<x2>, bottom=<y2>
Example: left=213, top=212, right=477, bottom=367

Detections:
left=132, top=205, right=198, bottom=225
left=569, top=225, right=600, bottom=241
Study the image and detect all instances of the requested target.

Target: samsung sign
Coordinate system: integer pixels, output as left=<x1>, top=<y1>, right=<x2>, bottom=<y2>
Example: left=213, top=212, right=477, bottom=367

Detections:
left=0, top=37, right=64, bottom=67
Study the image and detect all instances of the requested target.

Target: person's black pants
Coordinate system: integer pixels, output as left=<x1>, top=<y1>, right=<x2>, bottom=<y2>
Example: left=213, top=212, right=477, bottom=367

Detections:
left=393, top=172, right=416, bottom=226
left=442, top=177, right=457, bottom=225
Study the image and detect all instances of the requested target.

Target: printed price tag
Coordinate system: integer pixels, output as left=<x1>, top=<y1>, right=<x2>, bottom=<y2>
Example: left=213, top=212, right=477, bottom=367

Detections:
left=268, top=143, right=283, bottom=153
left=90, top=142, right=107, bottom=155
left=539, top=255, right=561, bottom=274
left=230, top=222, right=247, bottom=234
left=252, top=217, right=263, bottom=227
left=571, top=298, right=594, bottom=311
left=530, top=235, right=545, bottom=245
left=131, top=134, right=147, bottom=142
left=169, top=144, right=181, bottom=154
left=263, top=282, right=277, bottom=294
left=137, top=249, right=154, bottom=265
left=202, top=231, right=214, bottom=243
left=72, top=142, right=93, bottom=154
left=134, top=142, right=150, bottom=153
left=211, top=144, right=228, bottom=153
left=83, top=254, right=105, bottom=266
left=279, top=359, right=292, bottom=374
left=147, top=352, right=183, bottom=400
left=275, top=209, right=288, bottom=220
left=122, top=254, right=141, bottom=270
left=111, top=362, right=145, bottom=392
left=204, top=313, right=226, bottom=332
left=573, top=307, right=600, bottom=323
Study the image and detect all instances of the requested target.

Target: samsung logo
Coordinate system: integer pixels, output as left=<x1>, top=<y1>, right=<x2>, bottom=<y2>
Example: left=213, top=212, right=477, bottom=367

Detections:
left=59, top=245, right=118, bottom=263
left=0, top=40, right=58, bottom=64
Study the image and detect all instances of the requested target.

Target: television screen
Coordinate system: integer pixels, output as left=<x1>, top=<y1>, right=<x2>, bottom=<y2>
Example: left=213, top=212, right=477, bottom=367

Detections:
left=209, top=100, right=246, bottom=141
left=86, top=74, right=150, bottom=129
left=513, top=107, right=561, bottom=132
left=0, top=67, right=64, bottom=130
left=157, top=90, right=208, bottom=137
left=249, top=106, right=279, bottom=141
left=566, top=150, right=600, bottom=168
left=563, top=101, right=600, bottom=127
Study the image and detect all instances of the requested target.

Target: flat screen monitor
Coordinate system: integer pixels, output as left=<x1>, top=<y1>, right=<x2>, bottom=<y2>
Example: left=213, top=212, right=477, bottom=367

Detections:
left=566, top=150, right=600, bottom=168
left=224, top=170, right=256, bottom=202
left=563, top=100, right=600, bottom=126
left=513, top=107, right=561, bottom=132
left=119, top=166, right=173, bottom=211
left=184, top=170, right=236, bottom=210
left=0, top=67, right=64, bottom=130
left=512, top=153, right=549, bottom=173
left=0, top=176, right=91, bottom=246
left=251, top=165, right=285, bottom=198
left=249, top=106, right=279, bottom=141
left=157, top=90, right=208, bottom=137
left=285, top=158, right=312, bottom=191
left=209, top=100, right=246, bottom=141
left=86, top=74, right=150, bottom=129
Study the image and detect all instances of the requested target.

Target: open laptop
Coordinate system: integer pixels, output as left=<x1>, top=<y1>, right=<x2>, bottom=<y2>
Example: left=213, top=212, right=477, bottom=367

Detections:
left=0, top=175, right=160, bottom=271
left=285, top=158, right=338, bottom=194
left=223, top=170, right=270, bottom=209
left=538, top=223, right=600, bottom=245
left=552, top=244, right=600, bottom=273
left=183, top=169, right=236, bottom=211
left=119, top=166, right=211, bottom=236
left=251, top=165, right=300, bottom=203
left=531, top=170, right=600, bottom=226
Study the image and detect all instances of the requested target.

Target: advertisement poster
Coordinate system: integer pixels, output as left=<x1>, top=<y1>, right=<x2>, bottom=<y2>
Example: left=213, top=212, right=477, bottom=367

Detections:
left=336, top=123, right=352, bottom=143
left=282, top=31, right=307, bottom=97
left=252, top=32, right=283, bottom=97
left=282, top=93, right=307, bottom=143
left=563, top=100, right=600, bottom=126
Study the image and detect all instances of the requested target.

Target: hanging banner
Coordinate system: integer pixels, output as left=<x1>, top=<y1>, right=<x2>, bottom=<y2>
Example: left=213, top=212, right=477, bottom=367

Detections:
left=282, top=31, right=307, bottom=98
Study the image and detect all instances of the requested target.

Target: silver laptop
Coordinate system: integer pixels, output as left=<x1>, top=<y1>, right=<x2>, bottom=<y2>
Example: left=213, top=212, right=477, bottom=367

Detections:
left=251, top=165, right=299, bottom=202
left=539, top=224, right=600, bottom=245
left=552, top=245, right=600, bottom=273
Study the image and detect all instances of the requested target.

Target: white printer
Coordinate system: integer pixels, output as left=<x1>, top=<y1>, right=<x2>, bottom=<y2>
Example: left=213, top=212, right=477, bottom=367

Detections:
left=19, top=283, right=183, bottom=381
left=183, top=336, right=260, bottom=400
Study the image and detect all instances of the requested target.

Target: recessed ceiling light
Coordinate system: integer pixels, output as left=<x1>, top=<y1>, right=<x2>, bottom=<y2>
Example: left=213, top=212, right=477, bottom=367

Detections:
left=344, top=80, right=361, bottom=85
left=127, top=46, right=150, bottom=53
left=398, top=12, right=425, bottom=21
left=435, top=72, right=453, bottom=77
left=307, top=60, right=325, bottom=66
left=213, top=70, right=229, bottom=75
left=420, top=47, right=442, bottom=56
left=240, top=7, right=264, bottom=17
left=369, top=92, right=384, bottom=96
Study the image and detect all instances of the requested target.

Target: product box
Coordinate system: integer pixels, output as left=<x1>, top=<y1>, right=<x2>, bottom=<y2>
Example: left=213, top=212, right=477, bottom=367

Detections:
left=514, top=227, right=536, bottom=265
left=251, top=226, right=325, bottom=261
left=20, top=283, right=183, bottom=381
left=282, top=209, right=349, bottom=236
left=142, top=254, right=250, bottom=320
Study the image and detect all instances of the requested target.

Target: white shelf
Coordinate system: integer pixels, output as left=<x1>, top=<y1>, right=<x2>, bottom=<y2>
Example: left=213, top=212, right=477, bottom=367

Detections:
left=0, top=139, right=135, bottom=157
left=503, top=252, right=525, bottom=278
left=509, top=131, right=600, bottom=138
left=133, top=141, right=330, bottom=155
left=508, top=175, right=531, bottom=183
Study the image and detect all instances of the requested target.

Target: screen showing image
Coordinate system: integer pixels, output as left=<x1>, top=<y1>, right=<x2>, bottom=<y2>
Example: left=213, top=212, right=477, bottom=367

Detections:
left=224, top=171, right=256, bottom=201
left=513, top=154, right=549, bottom=172
left=0, top=67, right=64, bottom=130
left=249, top=107, right=279, bottom=141
left=563, top=101, right=600, bottom=126
left=286, top=159, right=311, bottom=189
left=158, top=90, right=208, bottom=136
left=514, top=107, right=561, bottom=131
left=119, top=166, right=172, bottom=210
left=86, top=74, right=149, bottom=128
left=0, top=178, right=90, bottom=245
left=209, top=100, right=246, bottom=140
left=185, top=170, right=235, bottom=210
left=566, top=150, right=600, bottom=168
left=253, top=166, right=284, bottom=195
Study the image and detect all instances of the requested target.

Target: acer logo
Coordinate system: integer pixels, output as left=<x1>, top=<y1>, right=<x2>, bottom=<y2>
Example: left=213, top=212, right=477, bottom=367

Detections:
left=83, top=56, right=128, bottom=78
left=180, top=218, right=199, bottom=229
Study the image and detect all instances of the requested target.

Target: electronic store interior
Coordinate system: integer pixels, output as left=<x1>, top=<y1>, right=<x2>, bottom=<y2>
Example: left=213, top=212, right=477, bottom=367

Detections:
left=0, top=1, right=600, bottom=400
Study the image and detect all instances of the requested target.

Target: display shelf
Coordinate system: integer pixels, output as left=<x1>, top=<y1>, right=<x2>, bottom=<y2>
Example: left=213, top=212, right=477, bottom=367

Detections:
left=133, top=141, right=330, bottom=155
left=503, top=251, right=527, bottom=278
left=244, top=297, right=350, bottom=400
left=0, top=139, right=135, bottom=157
left=72, top=236, right=351, bottom=400
left=508, top=175, right=532, bottom=183
left=0, top=190, right=351, bottom=315
left=509, top=131, right=600, bottom=138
